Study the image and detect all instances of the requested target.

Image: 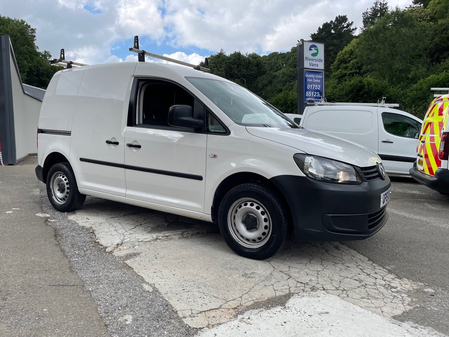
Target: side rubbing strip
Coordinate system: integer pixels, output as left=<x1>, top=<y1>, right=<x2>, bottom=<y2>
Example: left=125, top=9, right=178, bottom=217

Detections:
left=80, top=158, right=203, bottom=181
left=38, top=129, right=71, bottom=136
left=378, top=154, right=416, bottom=163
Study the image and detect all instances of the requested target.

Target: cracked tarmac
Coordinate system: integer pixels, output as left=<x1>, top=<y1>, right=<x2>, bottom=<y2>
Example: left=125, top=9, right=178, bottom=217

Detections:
left=67, top=197, right=445, bottom=335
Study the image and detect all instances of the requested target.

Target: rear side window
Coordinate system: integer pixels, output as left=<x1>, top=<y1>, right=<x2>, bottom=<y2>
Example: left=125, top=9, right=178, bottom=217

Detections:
left=382, top=112, right=421, bottom=139
left=306, top=109, right=373, bottom=134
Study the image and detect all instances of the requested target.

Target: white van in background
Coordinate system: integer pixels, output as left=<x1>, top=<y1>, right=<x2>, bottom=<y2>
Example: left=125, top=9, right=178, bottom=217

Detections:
left=289, top=103, right=422, bottom=176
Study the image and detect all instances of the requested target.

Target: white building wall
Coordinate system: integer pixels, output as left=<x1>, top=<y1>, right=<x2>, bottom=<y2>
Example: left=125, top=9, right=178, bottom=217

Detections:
left=10, top=53, right=42, bottom=161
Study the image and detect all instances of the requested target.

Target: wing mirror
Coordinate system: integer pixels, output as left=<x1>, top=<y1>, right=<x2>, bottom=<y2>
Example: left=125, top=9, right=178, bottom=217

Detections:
left=168, top=105, right=203, bottom=131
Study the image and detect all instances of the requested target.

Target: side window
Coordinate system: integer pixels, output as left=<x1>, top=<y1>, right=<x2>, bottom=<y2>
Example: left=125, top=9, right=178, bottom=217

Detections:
left=306, top=109, right=373, bottom=134
left=137, top=81, right=195, bottom=127
left=382, top=112, right=421, bottom=139
left=207, top=112, right=227, bottom=134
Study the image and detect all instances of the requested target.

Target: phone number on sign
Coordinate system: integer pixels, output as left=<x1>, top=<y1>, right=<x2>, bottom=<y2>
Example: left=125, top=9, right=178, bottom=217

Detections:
left=306, top=84, right=321, bottom=90
left=305, top=91, right=321, bottom=98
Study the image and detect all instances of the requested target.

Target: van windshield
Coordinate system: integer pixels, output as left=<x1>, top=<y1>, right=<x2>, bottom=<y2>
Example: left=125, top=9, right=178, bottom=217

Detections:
left=187, top=77, right=298, bottom=128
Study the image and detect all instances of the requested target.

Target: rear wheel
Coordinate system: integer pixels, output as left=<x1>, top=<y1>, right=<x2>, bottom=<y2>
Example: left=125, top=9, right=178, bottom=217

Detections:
left=46, top=162, right=86, bottom=212
left=218, top=183, right=289, bottom=260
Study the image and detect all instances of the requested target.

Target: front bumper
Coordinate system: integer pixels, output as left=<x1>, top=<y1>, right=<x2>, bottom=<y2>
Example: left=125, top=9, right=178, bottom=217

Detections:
left=410, top=163, right=449, bottom=194
left=270, top=175, right=391, bottom=241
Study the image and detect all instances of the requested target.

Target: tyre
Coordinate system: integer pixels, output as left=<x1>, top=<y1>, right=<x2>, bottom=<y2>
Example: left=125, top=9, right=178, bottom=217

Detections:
left=46, top=162, right=86, bottom=212
left=218, top=183, right=289, bottom=260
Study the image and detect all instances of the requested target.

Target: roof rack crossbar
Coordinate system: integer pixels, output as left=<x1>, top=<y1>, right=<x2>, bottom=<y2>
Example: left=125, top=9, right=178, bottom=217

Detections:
left=307, top=102, right=400, bottom=108
left=129, top=36, right=210, bottom=72
left=431, top=87, right=449, bottom=97
left=50, top=49, right=88, bottom=68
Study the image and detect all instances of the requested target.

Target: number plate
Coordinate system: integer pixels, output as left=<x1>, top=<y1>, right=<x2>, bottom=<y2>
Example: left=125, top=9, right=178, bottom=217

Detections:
left=380, top=187, right=391, bottom=208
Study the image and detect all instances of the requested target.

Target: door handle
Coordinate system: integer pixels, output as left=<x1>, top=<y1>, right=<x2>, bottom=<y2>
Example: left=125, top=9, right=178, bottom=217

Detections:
left=382, top=140, right=394, bottom=144
left=126, top=143, right=141, bottom=149
left=106, top=140, right=119, bottom=145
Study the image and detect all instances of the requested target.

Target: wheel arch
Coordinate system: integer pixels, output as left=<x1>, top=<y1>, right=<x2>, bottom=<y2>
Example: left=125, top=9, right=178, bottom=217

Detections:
left=42, top=152, right=71, bottom=184
left=211, top=172, right=292, bottom=230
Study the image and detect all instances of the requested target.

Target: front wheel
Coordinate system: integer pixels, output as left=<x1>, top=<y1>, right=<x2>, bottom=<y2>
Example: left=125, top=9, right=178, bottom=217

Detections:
left=218, top=183, right=289, bottom=260
left=46, top=162, right=86, bottom=212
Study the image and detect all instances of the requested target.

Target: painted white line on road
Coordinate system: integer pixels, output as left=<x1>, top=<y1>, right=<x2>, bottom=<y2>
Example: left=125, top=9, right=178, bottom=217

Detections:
left=197, top=292, right=445, bottom=337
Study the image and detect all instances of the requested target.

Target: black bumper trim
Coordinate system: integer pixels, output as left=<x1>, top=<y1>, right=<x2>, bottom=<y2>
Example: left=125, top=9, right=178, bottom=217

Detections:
left=270, top=175, right=391, bottom=241
left=35, top=165, right=44, bottom=183
left=410, top=164, right=449, bottom=194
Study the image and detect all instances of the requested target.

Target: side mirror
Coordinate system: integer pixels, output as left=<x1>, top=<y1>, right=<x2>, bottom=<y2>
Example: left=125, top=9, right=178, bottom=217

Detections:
left=168, top=105, right=203, bottom=131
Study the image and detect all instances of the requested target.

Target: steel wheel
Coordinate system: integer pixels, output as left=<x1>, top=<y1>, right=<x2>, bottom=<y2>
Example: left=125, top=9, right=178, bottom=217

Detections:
left=49, top=171, right=71, bottom=205
left=46, top=162, right=85, bottom=212
left=227, top=197, right=273, bottom=249
left=218, top=183, right=289, bottom=260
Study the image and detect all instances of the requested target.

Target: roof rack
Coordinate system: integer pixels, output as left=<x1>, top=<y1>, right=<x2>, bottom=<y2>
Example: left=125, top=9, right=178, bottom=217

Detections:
left=307, top=102, right=400, bottom=108
left=431, top=87, right=449, bottom=97
left=49, top=36, right=210, bottom=71
left=129, top=36, right=210, bottom=72
left=50, top=49, right=88, bottom=68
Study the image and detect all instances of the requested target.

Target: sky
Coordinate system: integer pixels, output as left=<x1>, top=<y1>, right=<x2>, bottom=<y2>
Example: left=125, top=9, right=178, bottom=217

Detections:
left=1, top=0, right=412, bottom=66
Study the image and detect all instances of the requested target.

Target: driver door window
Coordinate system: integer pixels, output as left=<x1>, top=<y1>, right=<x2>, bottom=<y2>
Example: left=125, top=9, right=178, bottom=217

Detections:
left=382, top=112, right=421, bottom=139
left=137, top=81, right=195, bottom=128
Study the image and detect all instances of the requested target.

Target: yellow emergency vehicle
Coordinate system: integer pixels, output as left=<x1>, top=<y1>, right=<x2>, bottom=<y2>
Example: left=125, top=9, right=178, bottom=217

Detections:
left=410, top=91, right=449, bottom=194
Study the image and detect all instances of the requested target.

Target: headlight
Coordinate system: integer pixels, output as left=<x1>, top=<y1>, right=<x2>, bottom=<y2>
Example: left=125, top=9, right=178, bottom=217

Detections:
left=294, top=154, right=362, bottom=184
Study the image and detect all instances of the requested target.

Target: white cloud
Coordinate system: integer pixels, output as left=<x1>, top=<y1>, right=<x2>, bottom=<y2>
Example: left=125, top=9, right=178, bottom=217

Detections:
left=116, top=0, right=165, bottom=39
left=0, top=0, right=413, bottom=65
left=104, top=55, right=123, bottom=63
left=163, top=0, right=301, bottom=53
left=163, top=52, right=205, bottom=66
left=57, top=0, right=85, bottom=10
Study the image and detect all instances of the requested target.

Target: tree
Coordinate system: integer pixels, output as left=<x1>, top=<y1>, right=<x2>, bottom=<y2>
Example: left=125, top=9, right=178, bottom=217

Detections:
left=362, top=1, right=390, bottom=29
left=0, top=15, right=60, bottom=88
left=310, top=15, right=356, bottom=78
left=330, top=39, right=363, bottom=83
left=207, top=50, right=266, bottom=94
left=326, top=76, right=401, bottom=104
left=269, top=90, right=297, bottom=114
left=405, top=71, right=449, bottom=118
left=356, top=9, right=430, bottom=88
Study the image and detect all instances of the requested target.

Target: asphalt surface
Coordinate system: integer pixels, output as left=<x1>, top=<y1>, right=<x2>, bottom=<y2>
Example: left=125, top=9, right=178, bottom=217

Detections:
left=344, top=176, right=449, bottom=335
left=1, top=157, right=448, bottom=336
left=0, top=157, right=108, bottom=336
left=1, top=157, right=193, bottom=337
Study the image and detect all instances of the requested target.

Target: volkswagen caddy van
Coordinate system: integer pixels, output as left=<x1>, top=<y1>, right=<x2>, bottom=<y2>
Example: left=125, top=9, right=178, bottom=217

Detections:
left=35, top=62, right=391, bottom=259
left=410, top=94, right=449, bottom=194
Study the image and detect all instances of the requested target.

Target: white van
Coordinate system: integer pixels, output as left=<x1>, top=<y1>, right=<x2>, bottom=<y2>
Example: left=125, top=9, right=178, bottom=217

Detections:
left=293, top=103, right=422, bottom=176
left=35, top=62, right=391, bottom=259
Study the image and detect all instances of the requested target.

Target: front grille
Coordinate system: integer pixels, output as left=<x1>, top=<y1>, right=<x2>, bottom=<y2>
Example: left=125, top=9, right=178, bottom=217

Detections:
left=359, top=165, right=380, bottom=180
left=368, top=207, right=387, bottom=230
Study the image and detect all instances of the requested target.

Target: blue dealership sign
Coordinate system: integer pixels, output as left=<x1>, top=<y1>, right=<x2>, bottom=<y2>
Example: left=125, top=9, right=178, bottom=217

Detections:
left=304, top=70, right=324, bottom=103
